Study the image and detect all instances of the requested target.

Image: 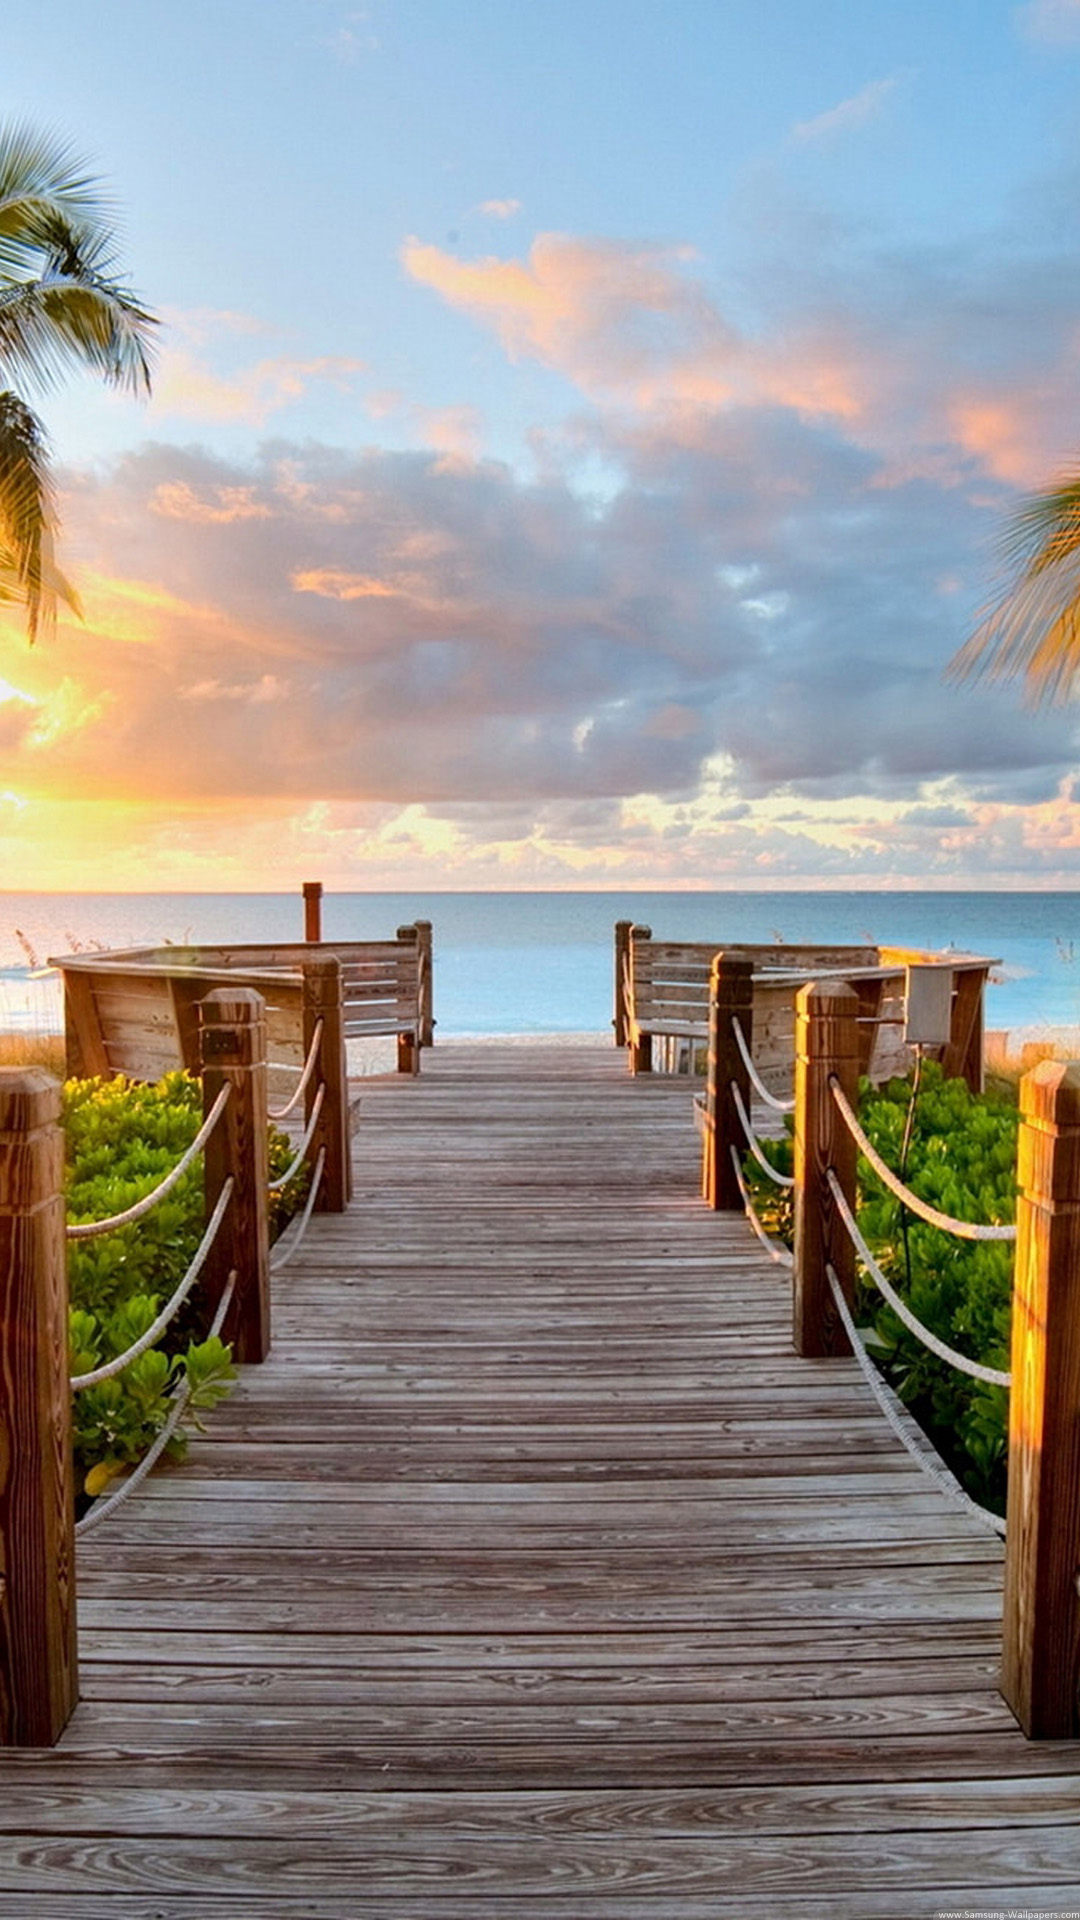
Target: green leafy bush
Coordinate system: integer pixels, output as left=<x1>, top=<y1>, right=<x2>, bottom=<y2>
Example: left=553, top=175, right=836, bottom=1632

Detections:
left=65, top=1071, right=308, bottom=1495
left=741, top=1062, right=1017, bottom=1512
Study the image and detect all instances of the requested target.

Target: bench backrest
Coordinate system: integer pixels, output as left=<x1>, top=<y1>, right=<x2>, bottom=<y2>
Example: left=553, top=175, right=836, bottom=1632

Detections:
left=52, top=935, right=427, bottom=1083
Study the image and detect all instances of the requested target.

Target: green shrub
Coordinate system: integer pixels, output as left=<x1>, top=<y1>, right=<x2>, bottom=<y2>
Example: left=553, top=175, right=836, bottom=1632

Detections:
left=65, top=1071, right=309, bottom=1494
left=741, top=1062, right=1017, bottom=1512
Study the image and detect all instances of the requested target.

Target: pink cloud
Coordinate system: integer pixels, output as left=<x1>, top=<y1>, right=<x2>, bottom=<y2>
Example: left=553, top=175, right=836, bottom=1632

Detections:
left=402, top=231, right=740, bottom=407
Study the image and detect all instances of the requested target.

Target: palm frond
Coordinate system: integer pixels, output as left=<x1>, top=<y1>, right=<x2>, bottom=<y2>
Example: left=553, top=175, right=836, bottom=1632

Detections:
left=0, top=271, right=155, bottom=394
left=0, top=120, right=157, bottom=641
left=0, top=122, right=106, bottom=276
left=950, top=469, right=1080, bottom=703
left=0, top=391, right=79, bottom=640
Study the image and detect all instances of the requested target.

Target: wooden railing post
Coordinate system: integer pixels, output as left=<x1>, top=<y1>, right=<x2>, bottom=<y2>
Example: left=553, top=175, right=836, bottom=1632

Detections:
left=613, top=920, right=633, bottom=1048
left=303, top=957, right=351, bottom=1212
left=1001, top=1060, right=1080, bottom=1738
left=628, top=925, right=653, bottom=1074
left=0, top=1070, right=78, bottom=1746
left=414, top=920, right=434, bottom=1048
left=793, top=981, right=859, bottom=1358
left=395, top=925, right=421, bottom=1075
left=200, top=988, right=270, bottom=1365
left=302, top=881, right=323, bottom=943
left=942, top=964, right=988, bottom=1094
left=702, top=954, right=754, bottom=1211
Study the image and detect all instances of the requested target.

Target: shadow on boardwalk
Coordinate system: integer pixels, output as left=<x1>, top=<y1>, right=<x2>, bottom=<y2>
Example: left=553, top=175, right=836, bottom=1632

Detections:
left=5, top=1039, right=1080, bottom=1915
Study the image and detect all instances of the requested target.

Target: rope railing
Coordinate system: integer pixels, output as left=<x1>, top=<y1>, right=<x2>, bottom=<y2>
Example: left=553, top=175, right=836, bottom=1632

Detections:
left=268, top=1018, right=324, bottom=1121
left=823, top=1263, right=1006, bottom=1539
left=268, top=1082, right=325, bottom=1192
left=825, top=1167, right=1011, bottom=1389
left=66, top=1084, right=232, bottom=1241
left=829, top=1077, right=1016, bottom=1243
left=69, top=1178, right=236, bottom=1392
left=731, top=1015, right=795, bottom=1114
left=74, top=1271, right=237, bottom=1539
left=269, top=1147, right=326, bottom=1273
left=729, top=1147, right=794, bottom=1269
left=730, top=1081, right=795, bottom=1189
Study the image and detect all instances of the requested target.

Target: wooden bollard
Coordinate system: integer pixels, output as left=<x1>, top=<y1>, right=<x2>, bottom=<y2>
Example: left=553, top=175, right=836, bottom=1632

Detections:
left=302, top=957, right=351, bottom=1211
left=302, top=881, right=323, bottom=943
left=395, top=925, right=421, bottom=1075
left=702, top=954, right=754, bottom=1211
left=200, top=989, right=270, bottom=1364
left=628, top=925, right=653, bottom=1075
left=414, top=920, right=434, bottom=1048
left=613, top=920, right=633, bottom=1049
left=793, top=981, right=859, bottom=1358
left=1001, top=1060, right=1080, bottom=1738
left=0, top=1070, right=78, bottom=1746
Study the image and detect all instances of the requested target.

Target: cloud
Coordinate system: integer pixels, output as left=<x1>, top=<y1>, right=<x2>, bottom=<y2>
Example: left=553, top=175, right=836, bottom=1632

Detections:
left=13, top=170, right=1080, bottom=889
left=1017, top=0, right=1080, bottom=44
left=154, top=351, right=365, bottom=426
left=479, top=199, right=522, bottom=219
left=791, top=77, right=900, bottom=144
left=402, top=232, right=740, bottom=407
left=406, top=213, right=1080, bottom=488
left=151, top=482, right=273, bottom=524
left=150, top=309, right=364, bottom=427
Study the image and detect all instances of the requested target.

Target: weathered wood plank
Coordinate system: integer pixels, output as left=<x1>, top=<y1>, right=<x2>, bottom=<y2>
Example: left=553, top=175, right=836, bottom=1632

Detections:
left=0, top=1037, right=1063, bottom=1915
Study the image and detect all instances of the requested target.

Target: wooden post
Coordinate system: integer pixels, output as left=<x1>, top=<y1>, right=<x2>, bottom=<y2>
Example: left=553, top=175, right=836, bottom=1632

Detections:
left=302, top=957, right=351, bottom=1211
left=200, top=989, right=270, bottom=1365
left=793, top=981, right=859, bottom=1358
left=702, top=954, right=754, bottom=1211
left=613, top=921, right=633, bottom=1048
left=0, top=1070, right=78, bottom=1746
left=1001, top=1059, right=1080, bottom=1738
left=61, top=967, right=109, bottom=1081
left=414, top=920, right=434, bottom=1048
left=628, top=925, right=654, bottom=1075
left=302, top=881, right=323, bottom=944
left=942, top=964, right=988, bottom=1094
left=395, top=925, right=421, bottom=1075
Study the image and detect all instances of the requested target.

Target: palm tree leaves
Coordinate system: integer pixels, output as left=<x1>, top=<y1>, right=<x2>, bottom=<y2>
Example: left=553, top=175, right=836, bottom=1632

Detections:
left=951, top=473, right=1080, bottom=704
left=0, top=121, right=155, bottom=639
left=0, top=394, right=79, bottom=641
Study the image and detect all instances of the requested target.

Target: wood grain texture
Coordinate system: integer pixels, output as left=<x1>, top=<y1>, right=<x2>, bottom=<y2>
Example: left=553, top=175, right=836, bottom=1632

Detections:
left=199, top=990, right=270, bottom=1365
left=0, top=1038, right=1072, bottom=1910
left=793, top=981, right=859, bottom=1358
left=1002, top=1058, right=1080, bottom=1737
left=0, top=1071, right=78, bottom=1746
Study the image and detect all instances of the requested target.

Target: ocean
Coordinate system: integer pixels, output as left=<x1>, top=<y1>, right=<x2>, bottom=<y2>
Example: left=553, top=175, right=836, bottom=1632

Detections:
left=3, top=889, right=1080, bottom=1039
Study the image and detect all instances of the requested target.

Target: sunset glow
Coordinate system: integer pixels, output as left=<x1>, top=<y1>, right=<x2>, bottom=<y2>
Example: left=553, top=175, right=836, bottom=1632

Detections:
left=5, top=3, right=1080, bottom=890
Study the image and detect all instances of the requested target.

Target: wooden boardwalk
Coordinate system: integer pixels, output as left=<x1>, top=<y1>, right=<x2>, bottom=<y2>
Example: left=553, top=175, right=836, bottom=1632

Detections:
left=4, top=1037, right=1080, bottom=1915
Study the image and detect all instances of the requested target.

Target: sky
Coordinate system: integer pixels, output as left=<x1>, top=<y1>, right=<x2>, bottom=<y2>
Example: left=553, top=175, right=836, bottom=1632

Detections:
left=5, top=0, right=1080, bottom=891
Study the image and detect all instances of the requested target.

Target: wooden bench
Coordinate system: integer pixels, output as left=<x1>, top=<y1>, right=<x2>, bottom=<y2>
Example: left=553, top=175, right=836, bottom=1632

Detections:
left=51, top=924, right=433, bottom=1084
left=613, top=922, right=996, bottom=1093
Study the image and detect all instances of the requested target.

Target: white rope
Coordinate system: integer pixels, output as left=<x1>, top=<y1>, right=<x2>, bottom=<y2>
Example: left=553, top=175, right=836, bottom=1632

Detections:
left=67, top=1086, right=232, bottom=1240
left=824, top=1264, right=1006, bottom=1539
left=267, top=1083, right=325, bottom=1192
left=268, top=1019, right=324, bottom=1121
left=269, top=1148, right=326, bottom=1272
left=730, top=1016, right=795, bottom=1113
left=729, top=1147, right=794, bottom=1269
left=70, top=1179, right=235, bottom=1391
left=730, top=1081, right=795, bottom=1189
left=829, top=1078, right=1016, bottom=1243
left=825, top=1169, right=1011, bottom=1388
left=75, top=1273, right=236, bottom=1537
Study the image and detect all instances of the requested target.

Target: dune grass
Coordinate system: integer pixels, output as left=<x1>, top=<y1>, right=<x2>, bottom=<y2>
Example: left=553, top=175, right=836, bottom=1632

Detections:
left=0, top=1030, right=66, bottom=1074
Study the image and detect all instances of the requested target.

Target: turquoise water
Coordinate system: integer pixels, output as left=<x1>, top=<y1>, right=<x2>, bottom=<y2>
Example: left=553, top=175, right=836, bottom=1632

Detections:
left=3, top=889, right=1080, bottom=1036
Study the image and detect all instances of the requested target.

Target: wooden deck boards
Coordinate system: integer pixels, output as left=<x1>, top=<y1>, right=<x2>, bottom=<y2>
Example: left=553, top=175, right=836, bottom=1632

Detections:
left=4, top=1037, right=1080, bottom=1914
